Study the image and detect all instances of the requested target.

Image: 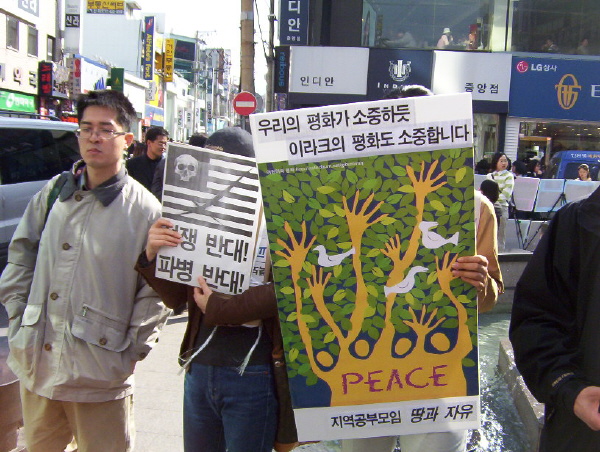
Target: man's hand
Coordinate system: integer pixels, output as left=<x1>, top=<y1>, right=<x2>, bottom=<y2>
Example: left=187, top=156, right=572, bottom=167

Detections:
left=451, top=255, right=488, bottom=291
left=146, top=218, right=181, bottom=261
left=574, top=386, right=600, bottom=430
left=193, top=276, right=213, bottom=314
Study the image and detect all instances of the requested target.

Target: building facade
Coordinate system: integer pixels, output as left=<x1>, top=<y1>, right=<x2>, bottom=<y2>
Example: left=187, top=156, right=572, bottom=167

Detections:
left=275, top=0, right=600, bottom=166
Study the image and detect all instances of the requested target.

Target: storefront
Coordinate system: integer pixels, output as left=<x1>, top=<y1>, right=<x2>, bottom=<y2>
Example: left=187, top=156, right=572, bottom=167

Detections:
left=0, top=89, right=36, bottom=114
left=38, top=61, right=71, bottom=118
left=432, top=51, right=512, bottom=162
left=506, top=55, right=600, bottom=169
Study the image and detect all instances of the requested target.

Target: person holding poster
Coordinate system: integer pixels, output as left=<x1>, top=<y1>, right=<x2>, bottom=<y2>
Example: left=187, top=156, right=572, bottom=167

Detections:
left=135, top=128, right=299, bottom=452
left=338, top=86, right=502, bottom=452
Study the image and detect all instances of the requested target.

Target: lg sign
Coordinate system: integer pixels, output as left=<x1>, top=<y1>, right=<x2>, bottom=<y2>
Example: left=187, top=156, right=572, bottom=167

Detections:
left=516, top=60, right=528, bottom=73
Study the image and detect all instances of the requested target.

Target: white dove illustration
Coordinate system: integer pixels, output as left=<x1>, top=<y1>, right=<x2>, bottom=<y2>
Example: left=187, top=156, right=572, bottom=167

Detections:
left=384, top=266, right=429, bottom=296
left=314, top=245, right=356, bottom=267
left=419, top=221, right=459, bottom=249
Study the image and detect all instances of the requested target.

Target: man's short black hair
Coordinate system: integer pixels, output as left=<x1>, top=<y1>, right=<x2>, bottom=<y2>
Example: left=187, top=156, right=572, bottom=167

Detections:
left=145, top=126, right=169, bottom=143
left=76, top=90, right=137, bottom=131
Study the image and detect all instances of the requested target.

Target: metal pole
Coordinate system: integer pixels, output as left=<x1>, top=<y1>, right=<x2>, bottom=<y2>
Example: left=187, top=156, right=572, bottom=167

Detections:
left=192, top=31, right=199, bottom=133
left=266, top=0, right=275, bottom=112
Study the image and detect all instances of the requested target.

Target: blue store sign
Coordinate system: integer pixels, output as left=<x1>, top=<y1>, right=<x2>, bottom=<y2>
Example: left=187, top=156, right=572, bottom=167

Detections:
left=279, top=0, right=309, bottom=46
left=366, top=49, right=433, bottom=101
left=509, top=56, right=600, bottom=121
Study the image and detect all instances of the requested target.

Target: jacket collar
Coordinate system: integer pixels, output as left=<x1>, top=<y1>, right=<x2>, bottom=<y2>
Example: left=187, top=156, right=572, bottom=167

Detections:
left=59, top=160, right=127, bottom=207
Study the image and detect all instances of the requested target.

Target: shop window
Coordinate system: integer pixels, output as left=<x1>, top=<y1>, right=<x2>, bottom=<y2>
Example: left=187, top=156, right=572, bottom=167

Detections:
left=361, top=0, right=491, bottom=51
left=47, top=36, right=56, bottom=61
left=511, top=0, right=600, bottom=56
left=7, top=16, right=19, bottom=50
left=27, top=26, right=38, bottom=57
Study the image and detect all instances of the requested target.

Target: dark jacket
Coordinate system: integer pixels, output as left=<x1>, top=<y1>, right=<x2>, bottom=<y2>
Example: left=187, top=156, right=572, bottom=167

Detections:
left=510, top=186, right=600, bottom=451
left=135, top=258, right=299, bottom=451
left=126, top=153, right=162, bottom=192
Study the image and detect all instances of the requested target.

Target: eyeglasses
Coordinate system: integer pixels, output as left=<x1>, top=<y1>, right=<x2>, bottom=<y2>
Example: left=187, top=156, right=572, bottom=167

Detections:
left=75, top=128, right=128, bottom=140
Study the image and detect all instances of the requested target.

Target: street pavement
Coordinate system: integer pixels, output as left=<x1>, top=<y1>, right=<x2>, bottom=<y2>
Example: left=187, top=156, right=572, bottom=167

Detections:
left=133, top=312, right=187, bottom=452
left=0, top=306, right=339, bottom=452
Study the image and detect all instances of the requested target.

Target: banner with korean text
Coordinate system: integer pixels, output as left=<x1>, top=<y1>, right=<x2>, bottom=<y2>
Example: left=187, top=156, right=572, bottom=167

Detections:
left=155, top=143, right=263, bottom=294
left=250, top=93, right=479, bottom=441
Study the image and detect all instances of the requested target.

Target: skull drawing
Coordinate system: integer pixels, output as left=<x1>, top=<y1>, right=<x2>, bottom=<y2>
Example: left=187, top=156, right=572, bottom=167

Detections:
left=174, top=154, right=198, bottom=182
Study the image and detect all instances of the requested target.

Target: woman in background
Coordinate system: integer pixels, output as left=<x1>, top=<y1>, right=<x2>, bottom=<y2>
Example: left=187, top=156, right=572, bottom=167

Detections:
left=487, top=152, right=514, bottom=251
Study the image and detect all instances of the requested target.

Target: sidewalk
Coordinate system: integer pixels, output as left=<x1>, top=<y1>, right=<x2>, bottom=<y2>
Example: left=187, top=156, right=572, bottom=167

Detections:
left=134, top=312, right=187, bottom=452
left=2, top=307, right=336, bottom=452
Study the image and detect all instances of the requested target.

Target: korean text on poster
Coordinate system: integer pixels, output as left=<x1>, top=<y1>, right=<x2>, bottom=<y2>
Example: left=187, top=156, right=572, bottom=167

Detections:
left=156, top=144, right=262, bottom=294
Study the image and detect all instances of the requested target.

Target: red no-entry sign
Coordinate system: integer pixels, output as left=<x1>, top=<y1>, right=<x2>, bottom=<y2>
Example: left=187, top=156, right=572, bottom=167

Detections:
left=233, top=91, right=257, bottom=116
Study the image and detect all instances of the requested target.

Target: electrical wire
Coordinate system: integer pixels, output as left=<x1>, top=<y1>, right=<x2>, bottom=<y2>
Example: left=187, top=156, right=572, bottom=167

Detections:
left=254, top=0, right=269, bottom=61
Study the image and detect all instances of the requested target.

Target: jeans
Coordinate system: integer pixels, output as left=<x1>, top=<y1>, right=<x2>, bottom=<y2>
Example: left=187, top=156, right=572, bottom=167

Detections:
left=183, top=363, right=278, bottom=452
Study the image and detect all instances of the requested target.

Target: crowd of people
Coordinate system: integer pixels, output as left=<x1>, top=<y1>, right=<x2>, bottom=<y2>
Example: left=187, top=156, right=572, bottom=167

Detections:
left=1, top=86, right=599, bottom=452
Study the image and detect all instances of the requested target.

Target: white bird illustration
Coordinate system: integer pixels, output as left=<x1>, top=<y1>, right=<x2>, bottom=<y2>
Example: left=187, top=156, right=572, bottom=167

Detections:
left=314, top=245, right=356, bottom=267
left=419, top=221, right=459, bottom=249
left=384, top=266, right=429, bottom=297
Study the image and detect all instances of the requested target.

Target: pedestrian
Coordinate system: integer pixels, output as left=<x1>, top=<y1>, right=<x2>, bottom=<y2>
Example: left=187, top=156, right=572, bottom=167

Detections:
left=479, top=179, right=502, bottom=226
left=135, top=127, right=299, bottom=452
left=0, top=89, right=170, bottom=452
left=341, top=85, right=503, bottom=452
left=511, top=160, right=528, bottom=178
left=576, top=163, right=592, bottom=181
left=510, top=185, right=600, bottom=452
left=126, top=126, right=169, bottom=192
left=487, top=152, right=514, bottom=251
left=437, top=27, right=454, bottom=49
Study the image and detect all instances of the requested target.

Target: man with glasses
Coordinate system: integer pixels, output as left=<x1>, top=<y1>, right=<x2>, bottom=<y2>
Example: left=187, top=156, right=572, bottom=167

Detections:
left=0, top=90, right=170, bottom=452
left=126, top=126, right=169, bottom=193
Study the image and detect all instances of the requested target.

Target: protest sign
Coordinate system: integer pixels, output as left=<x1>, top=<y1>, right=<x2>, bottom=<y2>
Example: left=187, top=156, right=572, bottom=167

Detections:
left=155, top=143, right=263, bottom=294
left=250, top=93, right=480, bottom=440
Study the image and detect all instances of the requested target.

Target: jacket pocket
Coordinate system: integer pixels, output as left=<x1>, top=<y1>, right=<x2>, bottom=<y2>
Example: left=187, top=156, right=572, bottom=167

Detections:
left=9, top=304, right=44, bottom=376
left=71, top=304, right=130, bottom=352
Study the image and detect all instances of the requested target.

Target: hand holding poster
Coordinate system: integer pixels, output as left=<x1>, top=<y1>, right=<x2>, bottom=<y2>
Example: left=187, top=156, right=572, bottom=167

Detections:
left=250, top=93, right=479, bottom=441
left=155, top=142, right=263, bottom=294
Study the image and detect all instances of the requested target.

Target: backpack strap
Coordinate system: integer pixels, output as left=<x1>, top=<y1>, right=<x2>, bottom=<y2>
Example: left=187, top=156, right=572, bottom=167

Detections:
left=43, top=172, right=70, bottom=228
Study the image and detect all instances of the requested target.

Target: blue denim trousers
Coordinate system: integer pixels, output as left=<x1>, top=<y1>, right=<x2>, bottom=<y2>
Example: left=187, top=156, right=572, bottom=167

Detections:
left=183, top=363, right=278, bottom=452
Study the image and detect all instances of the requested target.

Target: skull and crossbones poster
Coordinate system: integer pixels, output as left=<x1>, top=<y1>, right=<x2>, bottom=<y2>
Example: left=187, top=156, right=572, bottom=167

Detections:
left=156, top=142, right=263, bottom=294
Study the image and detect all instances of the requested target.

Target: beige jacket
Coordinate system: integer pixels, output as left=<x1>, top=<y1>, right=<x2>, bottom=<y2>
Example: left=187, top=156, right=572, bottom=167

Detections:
left=0, top=169, right=170, bottom=402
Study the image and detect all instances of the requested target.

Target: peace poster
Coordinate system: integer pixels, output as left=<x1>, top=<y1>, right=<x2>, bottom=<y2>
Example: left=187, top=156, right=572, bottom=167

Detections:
left=250, top=93, right=480, bottom=441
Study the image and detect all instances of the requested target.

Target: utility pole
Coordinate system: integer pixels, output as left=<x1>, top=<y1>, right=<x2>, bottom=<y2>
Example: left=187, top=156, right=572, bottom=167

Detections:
left=240, top=0, right=255, bottom=127
left=240, top=0, right=255, bottom=93
left=265, top=0, right=275, bottom=112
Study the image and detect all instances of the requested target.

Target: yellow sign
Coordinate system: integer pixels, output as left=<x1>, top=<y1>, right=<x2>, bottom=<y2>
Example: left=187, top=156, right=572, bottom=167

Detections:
left=555, top=74, right=581, bottom=110
left=87, top=0, right=124, bottom=13
left=164, top=39, right=175, bottom=82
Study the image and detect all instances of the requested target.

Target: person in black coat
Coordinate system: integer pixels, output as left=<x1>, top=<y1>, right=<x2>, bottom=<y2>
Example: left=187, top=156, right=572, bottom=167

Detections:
left=510, top=186, right=600, bottom=451
left=126, top=126, right=169, bottom=192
